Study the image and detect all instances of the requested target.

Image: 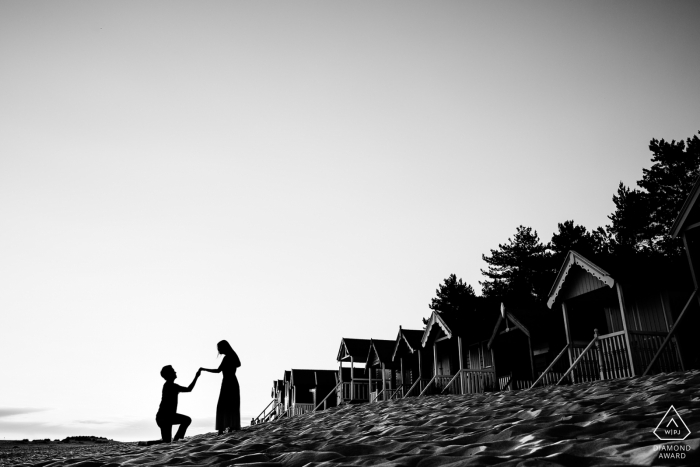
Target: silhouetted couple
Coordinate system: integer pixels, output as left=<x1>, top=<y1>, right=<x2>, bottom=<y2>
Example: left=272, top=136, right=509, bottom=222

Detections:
left=155, top=340, right=241, bottom=443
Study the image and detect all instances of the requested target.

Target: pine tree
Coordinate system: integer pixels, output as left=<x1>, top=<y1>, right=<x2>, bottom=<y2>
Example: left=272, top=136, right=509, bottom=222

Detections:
left=423, top=274, right=476, bottom=324
left=607, top=132, right=700, bottom=258
left=480, top=226, right=551, bottom=301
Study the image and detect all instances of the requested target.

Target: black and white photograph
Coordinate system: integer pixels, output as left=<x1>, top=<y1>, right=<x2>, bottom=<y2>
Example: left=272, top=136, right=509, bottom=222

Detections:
left=1, top=1, right=699, bottom=465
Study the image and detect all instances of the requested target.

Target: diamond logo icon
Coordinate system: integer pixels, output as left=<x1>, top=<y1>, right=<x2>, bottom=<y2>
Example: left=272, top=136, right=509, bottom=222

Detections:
left=653, top=405, right=691, bottom=441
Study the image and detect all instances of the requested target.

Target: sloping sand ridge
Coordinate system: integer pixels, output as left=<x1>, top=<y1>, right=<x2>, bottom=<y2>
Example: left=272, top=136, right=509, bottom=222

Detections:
left=22, top=371, right=700, bottom=466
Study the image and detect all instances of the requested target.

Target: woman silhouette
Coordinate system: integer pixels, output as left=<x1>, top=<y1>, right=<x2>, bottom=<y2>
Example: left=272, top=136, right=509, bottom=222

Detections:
left=200, top=340, right=241, bottom=434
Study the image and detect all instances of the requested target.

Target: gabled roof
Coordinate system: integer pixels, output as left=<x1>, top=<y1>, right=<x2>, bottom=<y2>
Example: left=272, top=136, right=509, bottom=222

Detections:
left=420, top=297, right=500, bottom=347
left=547, top=250, right=615, bottom=309
left=314, top=370, right=338, bottom=386
left=421, top=312, right=453, bottom=347
left=670, top=173, right=700, bottom=238
left=271, top=379, right=283, bottom=397
left=366, top=338, right=400, bottom=368
left=290, top=369, right=338, bottom=387
left=391, top=327, right=424, bottom=361
left=290, top=369, right=318, bottom=387
left=487, top=305, right=530, bottom=350
left=337, top=338, right=372, bottom=362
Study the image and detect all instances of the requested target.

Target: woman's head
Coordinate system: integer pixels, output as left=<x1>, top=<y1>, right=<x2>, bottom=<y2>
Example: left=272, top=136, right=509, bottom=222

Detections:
left=217, top=340, right=234, bottom=356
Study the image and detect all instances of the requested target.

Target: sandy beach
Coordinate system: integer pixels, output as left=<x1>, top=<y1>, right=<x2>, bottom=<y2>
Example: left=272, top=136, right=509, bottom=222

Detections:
left=11, top=370, right=700, bottom=467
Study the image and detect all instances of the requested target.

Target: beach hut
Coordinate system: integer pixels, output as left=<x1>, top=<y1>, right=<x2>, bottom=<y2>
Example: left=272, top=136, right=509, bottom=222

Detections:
left=252, top=376, right=288, bottom=424
left=336, top=338, right=372, bottom=404
left=272, top=379, right=285, bottom=417
left=310, top=370, right=340, bottom=411
left=337, top=337, right=370, bottom=405
left=365, top=338, right=401, bottom=402
left=542, top=250, right=686, bottom=385
left=420, top=300, right=498, bottom=395
left=487, top=301, right=567, bottom=390
left=667, top=176, right=700, bottom=370
left=391, top=327, right=428, bottom=398
left=288, top=369, right=341, bottom=416
left=282, top=370, right=291, bottom=413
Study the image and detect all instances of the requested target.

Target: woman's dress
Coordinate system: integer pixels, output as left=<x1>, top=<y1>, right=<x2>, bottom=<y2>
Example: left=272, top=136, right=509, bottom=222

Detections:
left=215, top=352, right=241, bottom=431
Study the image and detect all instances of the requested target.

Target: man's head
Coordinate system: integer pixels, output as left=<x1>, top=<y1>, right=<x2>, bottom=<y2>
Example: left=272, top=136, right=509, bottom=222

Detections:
left=160, top=365, right=176, bottom=382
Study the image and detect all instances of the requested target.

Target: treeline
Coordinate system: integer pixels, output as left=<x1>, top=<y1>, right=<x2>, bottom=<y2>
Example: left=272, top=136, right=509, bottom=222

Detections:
left=20, top=436, right=112, bottom=444
left=16, top=436, right=112, bottom=444
left=428, top=131, right=700, bottom=315
left=62, top=436, right=111, bottom=443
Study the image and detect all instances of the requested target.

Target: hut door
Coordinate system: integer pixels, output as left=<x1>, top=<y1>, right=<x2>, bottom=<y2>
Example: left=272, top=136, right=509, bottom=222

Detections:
left=436, top=339, right=451, bottom=375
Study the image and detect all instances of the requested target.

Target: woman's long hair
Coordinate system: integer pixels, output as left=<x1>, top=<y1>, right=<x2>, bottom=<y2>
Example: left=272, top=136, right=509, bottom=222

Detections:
left=217, top=340, right=235, bottom=357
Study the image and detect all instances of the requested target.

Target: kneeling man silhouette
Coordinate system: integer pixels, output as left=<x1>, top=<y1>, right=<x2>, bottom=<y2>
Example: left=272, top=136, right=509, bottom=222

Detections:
left=156, top=365, right=200, bottom=442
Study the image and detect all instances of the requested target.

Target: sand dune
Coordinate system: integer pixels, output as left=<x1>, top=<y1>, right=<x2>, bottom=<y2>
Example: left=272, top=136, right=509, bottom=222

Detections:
left=19, top=370, right=700, bottom=466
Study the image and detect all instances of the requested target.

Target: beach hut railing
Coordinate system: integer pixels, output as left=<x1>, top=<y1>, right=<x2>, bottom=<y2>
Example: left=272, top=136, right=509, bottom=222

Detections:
left=370, top=388, right=386, bottom=403
left=418, top=370, right=497, bottom=396
left=275, top=406, right=291, bottom=420
left=403, top=377, right=427, bottom=398
left=369, top=380, right=397, bottom=402
left=529, top=344, right=571, bottom=389
left=292, top=403, right=315, bottom=416
left=629, top=331, right=682, bottom=375
left=569, top=343, right=601, bottom=383
left=596, top=330, right=633, bottom=379
left=314, top=381, right=342, bottom=412
left=387, top=383, right=404, bottom=400
left=461, top=370, right=498, bottom=394
left=556, top=330, right=600, bottom=385
left=341, top=378, right=370, bottom=402
left=440, top=371, right=464, bottom=394
left=641, top=288, right=697, bottom=376
left=434, top=374, right=458, bottom=394
left=418, top=374, right=438, bottom=396
left=512, top=380, right=533, bottom=390
left=252, top=399, right=280, bottom=424
left=499, top=374, right=512, bottom=391
left=532, top=329, right=634, bottom=389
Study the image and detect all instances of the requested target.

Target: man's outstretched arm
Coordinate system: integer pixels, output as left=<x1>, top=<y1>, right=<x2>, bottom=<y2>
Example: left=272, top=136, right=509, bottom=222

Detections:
left=182, top=369, right=201, bottom=393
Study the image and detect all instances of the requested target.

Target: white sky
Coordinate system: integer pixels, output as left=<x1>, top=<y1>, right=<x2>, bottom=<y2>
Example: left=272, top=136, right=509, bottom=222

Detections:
left=1, top=0, right=699, bottom=442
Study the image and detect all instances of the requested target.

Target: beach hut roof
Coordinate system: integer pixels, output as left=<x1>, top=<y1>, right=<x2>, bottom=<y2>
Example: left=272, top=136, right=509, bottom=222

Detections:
left=487, top=305, right=530, bottom=348
left=547, top=249, right=688, bottom=313
left=421, top=298, right=497, bottom=347
left=392, top=327, right=424, bottom=361
left=290, top=369, right=319, bottom=387
left=366, top=338, right=400, bottom=368
left=314, top=370, right=338, bottom=386
left=670, top=174, right=700, bottom=238
left=485, top=300, right=542, bottom=348
left=337, top=338, right=372, bottom=363
left=547, top=250, right=615, bottom=309
left=421, top=312, right=451, bottom=347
